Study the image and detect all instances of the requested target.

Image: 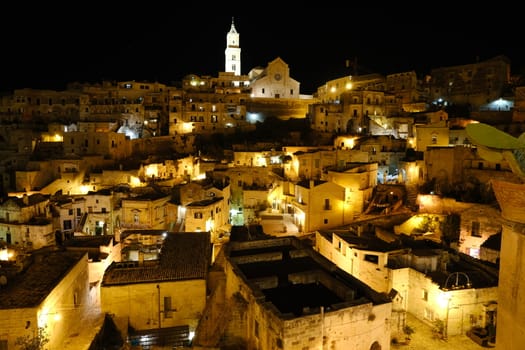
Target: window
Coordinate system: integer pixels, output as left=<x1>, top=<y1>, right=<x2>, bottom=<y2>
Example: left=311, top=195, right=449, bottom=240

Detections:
left=422, top=289, right=428, bottom=301
left=134, top=214, right=139, bottom=224
left=68, top=209, right=73, bottom=215
left=254, top=320, right=259, bottom=338
left=364, top=254, right=379, bottom=264
left=194, top=212, right=203, bottom=219
left=471, top=221, right=481, bottom=237
left=76, top=208, right=81, bottom=216
left=0, top=339, right=7, bottom=350
left=164, top=296, right=173, bottom=318
left=64, top=220, right=72, bottom=230
left=424, top=307, right=434, bottom=320
left=324, top=199, right=331, bottom=210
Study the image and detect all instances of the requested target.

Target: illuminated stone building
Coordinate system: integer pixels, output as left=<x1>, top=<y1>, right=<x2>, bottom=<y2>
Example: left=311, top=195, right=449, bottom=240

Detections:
left=427, top=55, right=511, bottom=109
left=325, top=162, right=378, bottom=218
left=315, top=226, right=499, bottom=341
left=0, top=249, right=91, bottom=350
left=292, top=179, right=346, bottom=233
left=308, top=89, right=402, bottom=135
left=193, top=236, right=392, bottom=349
left=120, top=188, right=171, bottom=230
left=0, top=193, right=54, bottom=249
left=101, top=231, right=211, bottom=348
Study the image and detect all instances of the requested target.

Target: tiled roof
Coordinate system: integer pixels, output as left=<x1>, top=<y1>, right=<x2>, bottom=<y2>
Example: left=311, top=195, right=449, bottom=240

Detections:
left=63, top=235, right=114, bottom=248
left=102, top=232, right=211, bottom=286
left=481, top=232, right=501, bottom=250
left=0, top=249, right=87, bottom=308
left=187, top=197, right=222, bottom=207
left=0, top=193, right=50, bottom=208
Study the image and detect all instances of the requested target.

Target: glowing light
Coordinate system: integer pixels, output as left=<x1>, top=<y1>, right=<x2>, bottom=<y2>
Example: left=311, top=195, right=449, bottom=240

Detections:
left=205, top=218, right=214, bottom=232
left=129, top=176, right=141, bottom=187
left=247, top=112, right=262, bottom=123
left=145, top=165, right=158, bottom=178
left=193, top=173, right=206, bottom=180
left=256, top=157, right=267, bottom=167
left=437, top=292, right=450, bottom=309
left=0, top=248, right=14, bottom=261
left=181, top=122, right=194, bottom=134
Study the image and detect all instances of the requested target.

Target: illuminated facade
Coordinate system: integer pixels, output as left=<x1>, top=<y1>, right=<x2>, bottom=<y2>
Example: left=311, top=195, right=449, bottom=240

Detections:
left=225, top=17, right=241, bottom=76
left=0, top=250, right=90, bottom=350
left=315, top=230, right=499, bottom=340
left=292, top=179, right=346, bottom=233
left=200, top=236, right=392, bottom=350
left=101, top=231, right=211, bottom=348
left=0, top=193, right=54, bottom=249
left=427, top=55, right=511, bottom=108
left=120, top=190, right=171, bottom=230
left=308, top=89, right=402, bottom=135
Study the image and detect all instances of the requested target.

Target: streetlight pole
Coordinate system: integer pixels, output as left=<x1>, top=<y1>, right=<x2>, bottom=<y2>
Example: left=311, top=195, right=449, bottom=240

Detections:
left=157, top=284, right=161, bottom=329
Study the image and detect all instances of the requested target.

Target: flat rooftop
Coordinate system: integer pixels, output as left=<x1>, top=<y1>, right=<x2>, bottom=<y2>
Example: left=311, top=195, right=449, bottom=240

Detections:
left=225, top=237, right=390, bottom=318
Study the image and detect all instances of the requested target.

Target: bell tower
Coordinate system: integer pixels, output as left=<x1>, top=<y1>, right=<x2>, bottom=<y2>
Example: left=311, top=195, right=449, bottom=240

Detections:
left=225, top=17, right=241, bottom=76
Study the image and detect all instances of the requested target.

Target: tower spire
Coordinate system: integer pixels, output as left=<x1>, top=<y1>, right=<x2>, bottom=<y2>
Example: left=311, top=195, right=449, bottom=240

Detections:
left=225, top=17, right=241, bottom=75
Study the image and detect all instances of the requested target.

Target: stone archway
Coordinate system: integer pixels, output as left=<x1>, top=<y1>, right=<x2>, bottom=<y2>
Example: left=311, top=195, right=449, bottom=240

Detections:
left=370, top=340, right=381, bottom=350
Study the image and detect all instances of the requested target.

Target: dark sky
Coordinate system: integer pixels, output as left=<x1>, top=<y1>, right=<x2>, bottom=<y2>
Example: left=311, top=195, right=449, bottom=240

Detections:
left=2, top=6, right=523, bottom=95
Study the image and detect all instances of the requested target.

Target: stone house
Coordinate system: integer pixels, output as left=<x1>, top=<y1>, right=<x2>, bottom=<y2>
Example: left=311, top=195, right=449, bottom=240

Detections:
left=100, top=231, right=211, bottom=348
left=292, top=179, right=346, bottom=233
left=194, top=236, right=392, bottom=349
left=119, top=188, right=171, bottom=230
left=0, top=249, right=91, bottom=350
left=0, top=193, right=54, bottom=249
left=314, top=228, right=499, bottom=340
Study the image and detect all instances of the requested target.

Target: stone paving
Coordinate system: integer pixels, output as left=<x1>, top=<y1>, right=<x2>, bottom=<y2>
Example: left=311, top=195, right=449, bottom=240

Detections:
left=391, top=312, right=490, bottom=350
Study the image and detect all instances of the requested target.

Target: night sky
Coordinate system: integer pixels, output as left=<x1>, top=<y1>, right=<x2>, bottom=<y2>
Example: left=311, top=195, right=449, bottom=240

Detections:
left=2, top=5, right=523, bottom=95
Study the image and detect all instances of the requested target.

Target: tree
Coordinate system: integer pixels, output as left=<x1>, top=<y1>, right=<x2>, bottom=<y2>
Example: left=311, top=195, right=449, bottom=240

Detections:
left=15, top=327, right=49, bottom=350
